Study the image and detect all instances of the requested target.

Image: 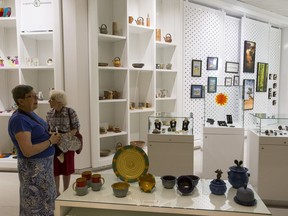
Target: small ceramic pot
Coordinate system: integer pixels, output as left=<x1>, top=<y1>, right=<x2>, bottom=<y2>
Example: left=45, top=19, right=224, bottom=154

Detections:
left=228, top=164, right=250, bottom=189
left=209, top=179, right=227, bottom=195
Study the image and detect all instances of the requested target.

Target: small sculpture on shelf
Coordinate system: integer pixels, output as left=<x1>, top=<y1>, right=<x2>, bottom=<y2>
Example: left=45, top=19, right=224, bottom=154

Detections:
left=209, top=169, right=227, bottom=195
left=112, top=57, right=121, bottom=67
left=182, top=117, right=190, bottom=131
left=163, top=33, right=172, bottom=43
left=0, top=57, right=4, bottom=67
left=99, top=24, right=108, bottom=34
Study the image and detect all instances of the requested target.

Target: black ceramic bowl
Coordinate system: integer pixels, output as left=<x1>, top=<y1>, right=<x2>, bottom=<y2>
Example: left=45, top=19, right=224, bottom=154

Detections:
left=187, top=175, right=200, bottom=187
left=177, top=175, right=194, bottom=195
left=161, top=175, right=177, bottom=189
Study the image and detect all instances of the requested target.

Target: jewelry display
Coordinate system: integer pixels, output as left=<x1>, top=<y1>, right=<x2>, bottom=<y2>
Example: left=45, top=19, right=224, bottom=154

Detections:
left=226, top=115, right=233, bottom=124
left=206, top=118, right=215, bottom=125
left=154, top=119, right=161, bottom=130
left=182, top=118, right=190, bottom=131
left=170, top=119, right=177, bottom=131
left=217, top=121, right=228, bottom=127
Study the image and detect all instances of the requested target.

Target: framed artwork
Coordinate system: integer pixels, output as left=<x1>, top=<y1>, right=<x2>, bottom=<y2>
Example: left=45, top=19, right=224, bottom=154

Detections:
left=243, top=79, right=255, bottom=110
left=190, top=85, right=203, bottom=98
left=243, top=41, right=256, bottom=73
left=206, top=57, right=218, bottom=70
left=256, top=62, right=268, bottom=92
left=191, top=60, right=202, bottom=77
left=207, top=77, right=217, bottom=93
left=233, top=75, right=240, bottom=86
left=224, top=77, right=232, bottom=86
left=225, top=62, right=239, bottom=73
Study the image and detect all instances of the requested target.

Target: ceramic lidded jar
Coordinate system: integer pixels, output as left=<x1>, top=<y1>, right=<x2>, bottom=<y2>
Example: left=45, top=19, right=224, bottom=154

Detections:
left=209, top=169, right=227, bottom=195
left=228, top=160, right=250, bottom=189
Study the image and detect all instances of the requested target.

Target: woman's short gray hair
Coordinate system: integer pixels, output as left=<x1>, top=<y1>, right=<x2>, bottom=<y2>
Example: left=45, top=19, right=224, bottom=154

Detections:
left=49, top=89, right=67, bottom=106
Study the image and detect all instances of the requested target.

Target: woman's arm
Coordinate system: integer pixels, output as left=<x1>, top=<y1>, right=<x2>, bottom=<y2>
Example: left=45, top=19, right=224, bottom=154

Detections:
left=15, top=131, right=60, bottom=158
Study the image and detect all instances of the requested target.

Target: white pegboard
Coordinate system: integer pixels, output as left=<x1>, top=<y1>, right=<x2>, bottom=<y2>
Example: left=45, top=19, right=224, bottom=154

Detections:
left=184, top=2, right=281, bottom=137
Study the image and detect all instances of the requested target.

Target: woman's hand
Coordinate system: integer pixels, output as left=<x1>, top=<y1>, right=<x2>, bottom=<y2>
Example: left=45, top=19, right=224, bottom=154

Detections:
left=50, top=133, right=61, bottom=145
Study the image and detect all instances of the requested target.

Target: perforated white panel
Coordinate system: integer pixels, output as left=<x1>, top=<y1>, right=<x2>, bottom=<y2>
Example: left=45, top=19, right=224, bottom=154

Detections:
left=184, top=2, right=281, bottom=136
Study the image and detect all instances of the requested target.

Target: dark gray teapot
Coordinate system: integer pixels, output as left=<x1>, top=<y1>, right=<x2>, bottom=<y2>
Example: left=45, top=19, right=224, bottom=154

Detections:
left=99, top=24, right=108, bottom=34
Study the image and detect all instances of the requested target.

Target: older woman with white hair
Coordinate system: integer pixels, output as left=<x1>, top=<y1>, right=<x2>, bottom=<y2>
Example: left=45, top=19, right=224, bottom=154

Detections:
left=46, top=89, right=81, bottom=196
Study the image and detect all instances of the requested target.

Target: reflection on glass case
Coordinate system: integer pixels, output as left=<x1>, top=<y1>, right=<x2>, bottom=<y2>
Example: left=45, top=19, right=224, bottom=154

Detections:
left=204, top=85, right=244, bottom=128
left=148, top=112, right=193, bottom=135
left=249, top=113, right=288, bottom=136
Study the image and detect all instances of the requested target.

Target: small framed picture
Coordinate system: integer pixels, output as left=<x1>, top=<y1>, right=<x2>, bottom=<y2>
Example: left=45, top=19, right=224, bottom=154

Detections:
left=190, top=85, right=203, bottom=98
left=225, top=77, right=232, bottom=86
left=191, top=60, right=202, bottom=77
left=207, top=57, right=218, bottom=70
left=225, top=62, right=239, bottom=73
left=243, top=79, right=255, bottom=110
left=207, top=77, right=217, bottom=93
left=233, top=75, right=240, bottom=86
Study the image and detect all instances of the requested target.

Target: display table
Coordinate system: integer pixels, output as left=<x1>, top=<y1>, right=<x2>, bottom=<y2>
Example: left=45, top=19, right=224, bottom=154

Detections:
left=55, top=174, right=271, bottom=216
left=202, top=126, right=244, bottom=179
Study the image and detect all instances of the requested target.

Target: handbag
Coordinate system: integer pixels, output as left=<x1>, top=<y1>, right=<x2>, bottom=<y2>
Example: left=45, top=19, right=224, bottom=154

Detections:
left=58, top=108, right=83, bottom=154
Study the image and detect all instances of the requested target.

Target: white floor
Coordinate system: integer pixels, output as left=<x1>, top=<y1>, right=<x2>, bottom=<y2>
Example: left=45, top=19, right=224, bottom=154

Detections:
left=0, top=149, right=287, bottom=216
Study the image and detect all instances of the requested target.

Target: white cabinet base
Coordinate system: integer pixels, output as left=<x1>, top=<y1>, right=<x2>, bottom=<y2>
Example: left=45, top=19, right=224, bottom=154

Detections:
left=148, top=134, right=194, bottom=176
left=248, top=130, right=288, bottom=206
left=202, top=127, right=244, bottom=179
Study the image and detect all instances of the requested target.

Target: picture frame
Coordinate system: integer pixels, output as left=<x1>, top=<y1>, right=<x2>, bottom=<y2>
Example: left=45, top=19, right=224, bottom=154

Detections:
left=243, top=79, right=255, bottom=110
left=224, top=77, right=232, bottom=86
left=256, top=62, right=268, bottom=92
left=191, top=60, right=202, bottom=77
left=206, top=57, right=218, bottom=70
left=207, top=77, right=217, bottom=93
left=225, top=61, right=239, bottom=73
left=190, top=85, right=203, bottom=98
left=233, top=75, right=239, bottom=86
left=243, top=41, right=256, bottom=73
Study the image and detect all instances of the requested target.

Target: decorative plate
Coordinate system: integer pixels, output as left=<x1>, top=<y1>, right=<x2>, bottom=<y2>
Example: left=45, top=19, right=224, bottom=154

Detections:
left=112, top=145, right=149, bottom=182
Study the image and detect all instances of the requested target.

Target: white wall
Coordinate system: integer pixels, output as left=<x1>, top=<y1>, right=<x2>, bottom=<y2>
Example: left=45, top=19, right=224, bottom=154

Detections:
left=62, top=0, right=91, bottom=169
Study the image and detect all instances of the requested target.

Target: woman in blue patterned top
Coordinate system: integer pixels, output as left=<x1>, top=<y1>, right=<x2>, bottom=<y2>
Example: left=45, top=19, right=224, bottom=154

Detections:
left=46, top=89, right=81, bottom=196
left=8, top=84, right=61, bottom=216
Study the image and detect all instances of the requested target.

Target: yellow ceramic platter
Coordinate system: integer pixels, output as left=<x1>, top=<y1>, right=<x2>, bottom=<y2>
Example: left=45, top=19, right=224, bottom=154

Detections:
left=112, top=145, right=149, bottom=182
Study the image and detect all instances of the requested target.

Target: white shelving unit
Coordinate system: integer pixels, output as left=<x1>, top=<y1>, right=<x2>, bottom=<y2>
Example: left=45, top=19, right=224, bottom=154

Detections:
left=88, top=0, right=182, bottom=169
left=0, top=0, right=63, bottom=170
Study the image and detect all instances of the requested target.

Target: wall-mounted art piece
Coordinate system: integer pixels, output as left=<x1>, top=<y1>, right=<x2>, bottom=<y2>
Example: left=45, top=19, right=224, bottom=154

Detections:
left=243, top=79, right=255, bottom=110
left=256, top=62, right=268, bottom=92
left=207, top=77, right=217, bottom=93
left=225, top=61, right=239, bottom=73
left=243, top=41, right=256, bottom=73
left=206, top=57, right=218, bottom=70
left=191, top=60, right=202, bottom=77
left=224, top=77, right=232, bottom=86
left=190, top=85, right=203, bottom=98
left=233, top=75, right=239, bottom=86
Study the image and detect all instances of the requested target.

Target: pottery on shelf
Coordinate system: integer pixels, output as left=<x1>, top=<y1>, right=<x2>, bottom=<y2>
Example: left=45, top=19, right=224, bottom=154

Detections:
left=99, top=24, right=108, bottom=34
left=209, top=169, right=227, bottom=195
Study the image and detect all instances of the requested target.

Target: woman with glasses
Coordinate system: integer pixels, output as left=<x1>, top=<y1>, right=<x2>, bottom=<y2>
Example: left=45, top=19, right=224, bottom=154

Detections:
left=46, top=89, right=81, bottom=197
left=8, top=84, right=61, bottom=216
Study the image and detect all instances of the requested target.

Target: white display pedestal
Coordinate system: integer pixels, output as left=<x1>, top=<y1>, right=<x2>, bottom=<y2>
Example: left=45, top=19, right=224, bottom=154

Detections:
left=55, top=173, right=271, bottom=216
left=247, top=130, right=288, bottom=206
left=202, top=126, right=244, bottom=179
left=147, top=133, right=194, bottom=176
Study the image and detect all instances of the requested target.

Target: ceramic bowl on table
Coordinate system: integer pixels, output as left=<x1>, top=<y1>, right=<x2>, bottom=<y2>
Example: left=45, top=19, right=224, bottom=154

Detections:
left=139, top=173, right=156, bottom=193
left=112, top=182, right=130, bottom=197
left=177, top=175, right=194, bottom=195
left=187, top=175, right=200, bottom=187
left=130, top=140, right=145, bottom=148
left=161, top=175, right=177, bottom=189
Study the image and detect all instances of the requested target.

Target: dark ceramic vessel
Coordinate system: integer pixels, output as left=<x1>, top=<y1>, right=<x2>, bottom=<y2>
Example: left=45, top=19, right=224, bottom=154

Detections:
left=209, top=179, right=227, bottom=195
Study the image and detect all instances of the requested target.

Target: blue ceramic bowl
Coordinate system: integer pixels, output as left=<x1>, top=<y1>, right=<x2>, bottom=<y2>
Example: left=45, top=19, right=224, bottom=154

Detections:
left=209, top=179, right=227, bottom=195
left=161, top=175, right=177, bottom=189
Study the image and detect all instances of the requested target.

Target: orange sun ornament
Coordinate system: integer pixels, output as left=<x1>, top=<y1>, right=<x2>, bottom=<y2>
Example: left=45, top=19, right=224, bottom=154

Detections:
left=215, top=93, right=228, bottom=106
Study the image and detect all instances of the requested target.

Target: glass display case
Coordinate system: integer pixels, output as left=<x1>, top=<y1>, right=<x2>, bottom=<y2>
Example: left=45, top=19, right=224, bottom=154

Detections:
left=148, top=112, right=193, bottom=135
left=204, top=85, right=244, bottom=128
left=249, top=113, right=288, bottom=136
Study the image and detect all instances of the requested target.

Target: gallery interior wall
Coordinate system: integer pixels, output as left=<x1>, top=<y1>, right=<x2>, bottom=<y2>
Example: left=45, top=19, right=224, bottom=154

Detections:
left=183, top=2, right=281, bottom=139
